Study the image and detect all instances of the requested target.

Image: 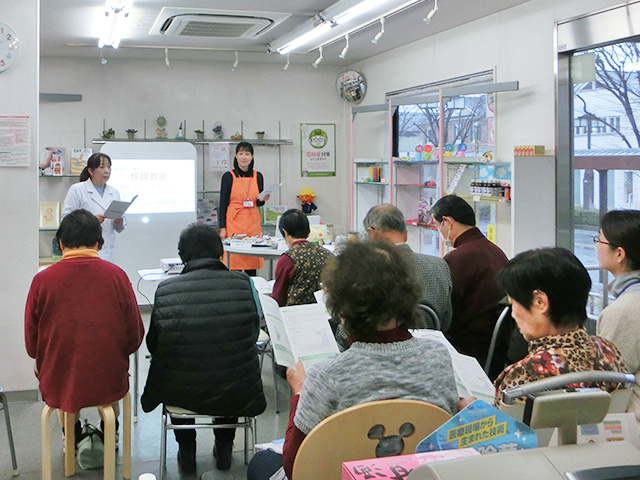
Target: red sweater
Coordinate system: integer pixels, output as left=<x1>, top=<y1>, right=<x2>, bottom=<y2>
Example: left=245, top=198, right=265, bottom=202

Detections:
left=25, top=255, right=144, bottom=412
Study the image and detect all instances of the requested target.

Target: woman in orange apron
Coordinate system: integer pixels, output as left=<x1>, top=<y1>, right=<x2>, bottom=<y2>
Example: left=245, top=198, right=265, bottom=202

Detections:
left=219, top=142, right=270, bottom=275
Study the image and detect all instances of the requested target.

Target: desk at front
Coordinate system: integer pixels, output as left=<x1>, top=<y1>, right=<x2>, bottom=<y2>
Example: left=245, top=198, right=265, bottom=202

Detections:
left=223, top=244, right=285, bottom=279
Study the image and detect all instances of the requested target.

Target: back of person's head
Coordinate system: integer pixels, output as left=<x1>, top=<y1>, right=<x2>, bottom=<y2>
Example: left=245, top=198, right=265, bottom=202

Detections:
left=601, top=209, right=640, bottom=271
left=80, top=153, right=111, bottom=182
left=497, top=247, right=591, bottom=328
left=178, top=224, right=224, bottom=264
left=279, top=209, right=310, bottom=239
left=56, top=209, right=104, bottom=250
left=322, top=242, right=420, bottom=337
left=363, top=204, right=407, bottom=234
left=430, top=195, right=476, bottom=226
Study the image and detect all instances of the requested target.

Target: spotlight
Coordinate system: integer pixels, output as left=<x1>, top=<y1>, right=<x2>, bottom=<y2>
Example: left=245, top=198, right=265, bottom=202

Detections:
left=423, top=0, right=438, bottom=24
left=164, top=48, right=171, bottom=68
left=371, top=17, right=385, bottom=44
left=338, top=34, right=350, bottom=59
left=101, top=58, right=107, bottom=65
left=312, top=46, right=323, bottom=68
left=231, top=50, right=239, bottom=71
left=282, top=53, right=290, bottom=73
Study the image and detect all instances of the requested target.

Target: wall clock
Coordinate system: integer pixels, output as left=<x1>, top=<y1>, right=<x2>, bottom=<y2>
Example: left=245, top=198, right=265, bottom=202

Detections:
left=0, top=22, right=19, bottom=72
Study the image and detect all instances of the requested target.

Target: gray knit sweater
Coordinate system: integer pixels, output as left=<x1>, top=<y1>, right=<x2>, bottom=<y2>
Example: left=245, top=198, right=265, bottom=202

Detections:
left=294, top=337, right=459, bottom=434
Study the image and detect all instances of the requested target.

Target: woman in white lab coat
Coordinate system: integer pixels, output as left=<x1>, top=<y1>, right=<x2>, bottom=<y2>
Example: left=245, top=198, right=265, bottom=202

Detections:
left=62, top=153, right=125, bottom=263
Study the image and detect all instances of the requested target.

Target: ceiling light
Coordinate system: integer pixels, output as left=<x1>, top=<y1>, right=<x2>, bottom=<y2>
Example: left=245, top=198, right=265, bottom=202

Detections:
left=231, top=50, right=239, bottom=71
left=423, top=0, right=438, bottom=24
left=334, top=0, right=392, bottom=25
left=278, top=22, right=332, bottom=55
left=312, top=46, right=324, bottom=68
left=338, top=34, right=350, bottom=59
left=371, top=17, right=385, bottom=44
left=98, top=0, right=132, bottom=49
left=282, top=53, right=290, bottom=73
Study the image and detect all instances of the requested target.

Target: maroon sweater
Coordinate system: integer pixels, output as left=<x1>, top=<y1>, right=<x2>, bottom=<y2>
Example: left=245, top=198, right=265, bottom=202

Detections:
left=444, top=227, right=508, bottom=362
left=25, top=255, right=144, bottom=412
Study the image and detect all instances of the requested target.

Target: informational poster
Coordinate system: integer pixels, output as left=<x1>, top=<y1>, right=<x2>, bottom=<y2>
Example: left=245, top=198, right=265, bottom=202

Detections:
left=0, top=116, right=30, bottom=167
left=300, top=123, right=336, bottom=177
left=209, top=142, right=230, bottom=171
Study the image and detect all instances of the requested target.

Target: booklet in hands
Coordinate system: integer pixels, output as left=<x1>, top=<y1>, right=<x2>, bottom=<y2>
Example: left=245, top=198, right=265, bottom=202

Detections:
left=103, top=195, right=137, bottom=219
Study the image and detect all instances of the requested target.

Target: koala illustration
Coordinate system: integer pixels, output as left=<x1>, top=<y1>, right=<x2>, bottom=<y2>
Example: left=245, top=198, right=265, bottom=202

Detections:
left=367, top=422, right=416, bottom=457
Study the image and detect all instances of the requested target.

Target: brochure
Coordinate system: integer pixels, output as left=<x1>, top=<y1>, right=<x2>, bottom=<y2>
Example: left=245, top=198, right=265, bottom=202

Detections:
left=259, top=294, right=339, bottom=369
left=103, top=195, right=137, bottom=219
left=257, top=183, right=282, bottom=201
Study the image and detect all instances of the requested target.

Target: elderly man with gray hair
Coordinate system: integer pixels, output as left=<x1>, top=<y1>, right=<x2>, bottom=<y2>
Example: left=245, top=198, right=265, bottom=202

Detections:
left=363, top=204, right=452, bottom=330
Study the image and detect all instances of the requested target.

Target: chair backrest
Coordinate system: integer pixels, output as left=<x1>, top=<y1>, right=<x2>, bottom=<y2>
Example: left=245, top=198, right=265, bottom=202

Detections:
left=484, top=305, right=512, bottom=376
left=292, top=399, right=451, bottom=480
left=417, top=304, right=441, bottom=330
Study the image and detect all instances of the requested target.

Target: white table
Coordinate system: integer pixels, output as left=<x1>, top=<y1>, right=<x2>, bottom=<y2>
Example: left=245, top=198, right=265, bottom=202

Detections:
left=223, top=244, right=285, bottom=279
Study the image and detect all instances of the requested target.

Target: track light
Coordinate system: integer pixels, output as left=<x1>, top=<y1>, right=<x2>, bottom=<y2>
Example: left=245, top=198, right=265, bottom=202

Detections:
left=231, top=50, right=239, bottom=71
left=164, top=48, right=171, bottom=68
left=282, top=53, right=290, bottom=73
left=423, top=0, right=438, bottom=24
left=312, top=46, right=323, bottom=68
left=371, top=17, right=385, bottom=44
left=338, top=34, right=350, bottom=59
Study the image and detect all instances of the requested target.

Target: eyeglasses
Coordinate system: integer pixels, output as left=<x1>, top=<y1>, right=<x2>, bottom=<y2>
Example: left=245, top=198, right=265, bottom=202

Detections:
left=593, top=235, right=616, bottom=247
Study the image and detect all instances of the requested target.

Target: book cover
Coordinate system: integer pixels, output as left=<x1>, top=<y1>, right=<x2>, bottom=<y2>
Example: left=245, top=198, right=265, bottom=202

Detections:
left=70, top=148, right=92, bottom=175
left=264, top=205, right=286, bottom=225
left=40, top=147, right=66, bottom=176
left=39, top=201, right=60, bottom=229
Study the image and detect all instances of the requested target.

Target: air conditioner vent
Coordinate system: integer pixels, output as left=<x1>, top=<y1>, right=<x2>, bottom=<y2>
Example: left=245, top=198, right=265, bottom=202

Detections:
left=150, top=8, right=290, bottom=39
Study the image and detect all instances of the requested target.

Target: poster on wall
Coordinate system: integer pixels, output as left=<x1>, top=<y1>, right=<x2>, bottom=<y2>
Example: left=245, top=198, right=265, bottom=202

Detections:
left=209, top=142, right=230, bottom=171
left=0, top=116, right=30, bottom=167
left=300, top=123, right=336, bottom=177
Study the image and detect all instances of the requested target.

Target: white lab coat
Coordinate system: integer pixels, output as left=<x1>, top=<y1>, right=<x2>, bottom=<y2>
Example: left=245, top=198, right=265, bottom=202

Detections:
left=62, top=179, right=125, bottom=263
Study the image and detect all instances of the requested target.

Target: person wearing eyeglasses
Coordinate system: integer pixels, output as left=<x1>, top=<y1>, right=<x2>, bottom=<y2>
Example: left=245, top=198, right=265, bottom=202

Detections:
left=595, top=210, right=640, bottom=426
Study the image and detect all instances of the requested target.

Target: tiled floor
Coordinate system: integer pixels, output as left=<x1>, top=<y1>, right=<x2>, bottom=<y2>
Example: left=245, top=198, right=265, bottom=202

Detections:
left=0, top=308, right=291, bottom=480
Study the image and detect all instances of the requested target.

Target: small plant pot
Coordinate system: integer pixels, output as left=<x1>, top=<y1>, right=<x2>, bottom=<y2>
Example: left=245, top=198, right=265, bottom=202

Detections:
left=127, top=132, right=135, bottom=140
left=196, top=132, right=205, bottom=141
left=256, top=133, right=265, bottom=140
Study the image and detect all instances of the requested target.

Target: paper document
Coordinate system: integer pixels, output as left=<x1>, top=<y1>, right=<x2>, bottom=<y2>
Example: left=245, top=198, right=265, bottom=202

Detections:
left=257, top=183, right=281, bottom=201
left=103, top=195, right=137, bottom=219
left=251, top=276, right=275, bottom=295
left=259, top=294, right=338, bottom=370
left=412, top=329, right=495, bottom=403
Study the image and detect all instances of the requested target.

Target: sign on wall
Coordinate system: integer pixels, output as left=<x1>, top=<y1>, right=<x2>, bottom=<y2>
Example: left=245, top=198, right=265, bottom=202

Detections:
left=300, top=123, right=336, bottom=177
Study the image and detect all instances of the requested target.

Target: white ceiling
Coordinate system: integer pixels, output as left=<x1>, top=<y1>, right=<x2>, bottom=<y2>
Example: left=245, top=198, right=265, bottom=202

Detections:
left=41, top=0, right=533, bottom=66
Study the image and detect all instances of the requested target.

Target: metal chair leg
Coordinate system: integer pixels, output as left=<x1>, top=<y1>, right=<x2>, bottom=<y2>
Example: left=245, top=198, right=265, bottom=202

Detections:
left=159, top=407, right=168, bottom=480
left=0, top=391, right=19, bottom=476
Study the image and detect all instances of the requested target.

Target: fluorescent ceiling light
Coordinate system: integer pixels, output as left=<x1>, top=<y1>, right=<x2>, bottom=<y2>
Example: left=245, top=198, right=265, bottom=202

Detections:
left=278, top=22, right=332, bottom=55
left=98, top=0, right=132, bottom=49
left=334, top=0, right=393, bottom=25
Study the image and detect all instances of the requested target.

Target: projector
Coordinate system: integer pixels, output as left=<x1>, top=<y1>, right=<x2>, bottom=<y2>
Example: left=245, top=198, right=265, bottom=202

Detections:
left=160, top=257, right=184, bottom=275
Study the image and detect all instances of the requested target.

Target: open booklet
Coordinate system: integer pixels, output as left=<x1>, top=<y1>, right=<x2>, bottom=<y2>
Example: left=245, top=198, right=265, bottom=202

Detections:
left=258, top=294, right=339, bottom=370
left=103, top=195, right=137, bottom=219
left=412, top=329, right=496, bottom=404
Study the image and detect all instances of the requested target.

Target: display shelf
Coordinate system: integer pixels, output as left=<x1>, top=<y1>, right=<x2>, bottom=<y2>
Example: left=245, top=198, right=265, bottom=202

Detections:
left=444, top=159, right=511, bottom=167
left=457, top=194, right=511, bottom=204
left=38, top=256, right=59, bottom=265
left=93, top=138, right=293, bottom=146
left=355, top=181, right=388, bottom=185
left=405, top=219, right=437, bottom=230
left=39, top=174, right=79, bottom=178
left=393, top=160, right=439, bottom=165
left=395, top=183, right=438, bottom=188
left=39, top=228, right=58, bottom=232
left=354, top=158, right=386, bottom=164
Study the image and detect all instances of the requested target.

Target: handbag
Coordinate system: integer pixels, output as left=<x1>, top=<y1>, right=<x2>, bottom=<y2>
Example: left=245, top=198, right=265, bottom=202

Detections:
left=76, top=420, right=104, bottom=470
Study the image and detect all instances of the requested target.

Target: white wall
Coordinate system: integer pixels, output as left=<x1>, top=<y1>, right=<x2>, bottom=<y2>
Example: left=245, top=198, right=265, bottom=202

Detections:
left=39, top=57, right=350, bottom=241
left=0, top=0, right=39, bottom=392
left=348, top=0, right=624, bottom=256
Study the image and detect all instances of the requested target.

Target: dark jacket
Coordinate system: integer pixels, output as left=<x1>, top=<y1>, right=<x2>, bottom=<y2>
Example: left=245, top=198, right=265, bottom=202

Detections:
left=141, top=258, right=266, bottom=417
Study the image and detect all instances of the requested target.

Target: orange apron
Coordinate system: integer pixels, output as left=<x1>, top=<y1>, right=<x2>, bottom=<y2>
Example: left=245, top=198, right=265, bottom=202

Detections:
left=225, top=171, right=264, bottom=271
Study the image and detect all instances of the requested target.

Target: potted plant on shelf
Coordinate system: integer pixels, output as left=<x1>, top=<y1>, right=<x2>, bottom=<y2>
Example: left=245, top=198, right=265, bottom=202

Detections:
left=126, top=128, right=138, bottom=140
left=101, top=128, right=115, bottom=140
left=256, top=131, right=265, bottom=140
left=194, top=129, right=205, bottom=141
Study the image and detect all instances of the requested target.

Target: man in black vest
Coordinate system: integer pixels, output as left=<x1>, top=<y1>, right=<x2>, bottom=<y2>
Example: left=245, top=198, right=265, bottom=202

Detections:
left=141, top=224, right=266, bottom=473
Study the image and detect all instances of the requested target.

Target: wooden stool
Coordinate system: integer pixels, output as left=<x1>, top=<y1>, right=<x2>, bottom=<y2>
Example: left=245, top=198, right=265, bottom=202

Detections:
left=41, top=392, right=131, bottom=480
